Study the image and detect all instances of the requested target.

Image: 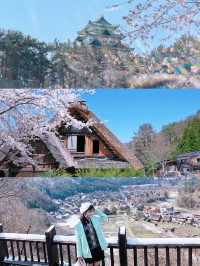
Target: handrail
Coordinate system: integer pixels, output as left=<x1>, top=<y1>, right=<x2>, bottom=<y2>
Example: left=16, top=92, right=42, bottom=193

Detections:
left=1, top=232, right=200, bottom=247
left=0, top=233, right=45, bottom=242
left=0, top=232, right=118, bottom=246
left=127, top=237, right=200, bottom=248
left=1, top=224, right=200, bottom=266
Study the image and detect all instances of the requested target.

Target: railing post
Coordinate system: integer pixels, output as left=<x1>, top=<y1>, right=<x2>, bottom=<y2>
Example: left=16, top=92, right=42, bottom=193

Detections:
left=45, top=225, right=59, bottom=266
left=118, top=226, right=128, bottom=266
left=0, top=224, right=5, bottom=265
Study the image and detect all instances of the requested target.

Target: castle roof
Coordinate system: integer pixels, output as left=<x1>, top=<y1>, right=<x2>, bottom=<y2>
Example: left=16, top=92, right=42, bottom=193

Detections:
left=77, top=16, right=120, bottom=37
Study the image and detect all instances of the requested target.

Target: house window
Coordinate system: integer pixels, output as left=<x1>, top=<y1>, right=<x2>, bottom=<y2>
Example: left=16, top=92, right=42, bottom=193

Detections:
left=93, top=139, right=99, bottom=154
left=67, top=135, right=85, bottom=152
left=197, top=158, right=200, bottom=163
left=67, top=136, right=77, bottom=150
left=77, top=135, right=85, bottom=152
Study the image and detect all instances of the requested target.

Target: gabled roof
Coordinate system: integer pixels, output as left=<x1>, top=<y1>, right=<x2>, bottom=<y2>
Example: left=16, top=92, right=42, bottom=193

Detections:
left=0, top=133, right=77, bottom=171
left=0, top=145, right=10, bottom=163
left=0, top=102, right=143, bottom=171
left=68, top=102, right=143, bottom=170
left=177, top=151, right=200, bottom=160
left=38, top=132, right=77, bottom=168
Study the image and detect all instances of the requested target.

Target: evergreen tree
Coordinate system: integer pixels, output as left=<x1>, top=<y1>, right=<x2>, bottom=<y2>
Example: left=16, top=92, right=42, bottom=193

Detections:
left=177, top=117, right=200, bottom=153
left=0, top=30, right=51, bottom=87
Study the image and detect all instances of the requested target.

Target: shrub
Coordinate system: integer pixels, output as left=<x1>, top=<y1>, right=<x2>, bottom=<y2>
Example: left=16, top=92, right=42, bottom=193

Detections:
left=43, top=167, right=145, bottom=178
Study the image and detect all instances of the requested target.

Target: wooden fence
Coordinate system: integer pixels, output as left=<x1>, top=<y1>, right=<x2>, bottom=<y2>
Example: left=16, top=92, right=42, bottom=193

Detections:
left=0, top=224, right=200, bottom=266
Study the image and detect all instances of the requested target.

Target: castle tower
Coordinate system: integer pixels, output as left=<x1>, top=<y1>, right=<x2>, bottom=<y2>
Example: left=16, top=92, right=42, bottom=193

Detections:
left=75, top=16, right=124, bottom=48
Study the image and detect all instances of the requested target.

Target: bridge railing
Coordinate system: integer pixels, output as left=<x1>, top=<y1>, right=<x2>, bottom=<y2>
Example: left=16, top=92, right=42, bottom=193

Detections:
left=1, top=224, right=200, bottom=266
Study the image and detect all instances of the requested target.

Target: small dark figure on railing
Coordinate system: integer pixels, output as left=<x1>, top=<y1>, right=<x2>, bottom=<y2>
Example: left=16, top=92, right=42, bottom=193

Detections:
left=74, top=202, right=108, bottom=266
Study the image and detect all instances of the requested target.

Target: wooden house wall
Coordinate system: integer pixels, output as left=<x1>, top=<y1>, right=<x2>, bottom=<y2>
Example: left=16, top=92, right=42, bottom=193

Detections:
left=64, top=134, right=114, bottom=158
left=31, top=140, right=58, bottom=165
left=16, top=140, right=59, bottom=176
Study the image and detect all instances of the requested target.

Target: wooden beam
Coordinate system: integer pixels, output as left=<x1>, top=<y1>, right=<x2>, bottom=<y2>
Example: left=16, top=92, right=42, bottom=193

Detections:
left=45, top=225, right=59, bottom=266
left=0, top=224, right=6, bottom=264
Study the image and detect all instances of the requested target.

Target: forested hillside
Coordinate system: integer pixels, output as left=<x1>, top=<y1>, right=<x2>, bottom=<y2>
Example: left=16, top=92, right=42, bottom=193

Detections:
left=127, top=111, right=200, bottom=174
left=1, top=29, right=200, bottom=88
left=0, top=29, right=138, bottom=88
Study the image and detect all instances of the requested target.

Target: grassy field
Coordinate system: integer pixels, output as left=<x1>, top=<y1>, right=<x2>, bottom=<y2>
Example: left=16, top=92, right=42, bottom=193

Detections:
left=43, top=168, right=145, bottom=177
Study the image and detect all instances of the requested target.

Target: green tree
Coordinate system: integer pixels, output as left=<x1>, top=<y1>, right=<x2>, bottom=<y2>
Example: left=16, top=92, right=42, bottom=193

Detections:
left=0, top=30, right=51, bottom=87
left=177, top=117, right=200, bottom=154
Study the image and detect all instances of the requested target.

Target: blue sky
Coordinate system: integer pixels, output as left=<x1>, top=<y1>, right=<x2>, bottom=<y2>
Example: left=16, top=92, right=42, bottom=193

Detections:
left=0, top=0, right=177, bottom=53
left=0, top=0, right=129, bottom=42
left=82, top=89, right=200, bottom=143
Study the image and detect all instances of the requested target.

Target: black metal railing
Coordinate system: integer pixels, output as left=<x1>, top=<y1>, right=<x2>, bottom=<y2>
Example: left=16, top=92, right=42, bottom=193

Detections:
left=1, top=224, right=200, bottom=266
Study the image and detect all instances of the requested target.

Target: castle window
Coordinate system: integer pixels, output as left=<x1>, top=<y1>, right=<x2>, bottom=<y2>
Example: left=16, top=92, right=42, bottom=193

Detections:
left=102, top=30, right=111, bottom=36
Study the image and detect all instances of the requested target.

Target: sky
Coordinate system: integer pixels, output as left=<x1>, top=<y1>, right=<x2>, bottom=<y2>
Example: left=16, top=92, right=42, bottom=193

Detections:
left=0, top=0, right=176, bottom=53
left=82, top=89, right=200, bottom=143
left=1, top=2, right=199, bottom=142
left=0, top=0, right=129, bottom=42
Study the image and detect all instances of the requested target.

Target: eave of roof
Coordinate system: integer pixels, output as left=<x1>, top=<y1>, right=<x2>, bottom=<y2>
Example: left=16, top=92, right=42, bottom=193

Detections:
left=68, top=102, right=143, bottom=170
left=77, top=17, right=119, bottom=36
left=177, top=151, right=200, bottom=159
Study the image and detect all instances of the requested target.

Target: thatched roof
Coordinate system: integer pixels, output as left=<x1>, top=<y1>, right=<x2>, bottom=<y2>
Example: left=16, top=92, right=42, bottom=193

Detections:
left=0, top=145, right=20, bottom=166
left=68, top=102, right=143, bottom=169
left=0, top=103, right=143, bottom=171
left=177, top=151, right=200, bottom=160
left=38, top=132, right=77, bottom=168
left=0, top=146, right=10, bottom=163
left=0, top=133, right=76, bottom=171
